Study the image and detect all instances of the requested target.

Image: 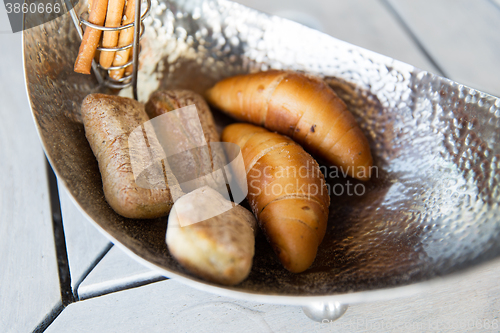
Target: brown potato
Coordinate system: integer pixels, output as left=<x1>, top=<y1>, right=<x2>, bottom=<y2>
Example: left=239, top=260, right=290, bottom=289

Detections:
left=145, top=89, right=228, bottom=195
left=81, top=94, right=174, bottom=219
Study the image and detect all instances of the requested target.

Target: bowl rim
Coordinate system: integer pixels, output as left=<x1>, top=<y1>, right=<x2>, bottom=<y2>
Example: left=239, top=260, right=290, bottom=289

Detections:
left=22, top=10, right=500, bottom=306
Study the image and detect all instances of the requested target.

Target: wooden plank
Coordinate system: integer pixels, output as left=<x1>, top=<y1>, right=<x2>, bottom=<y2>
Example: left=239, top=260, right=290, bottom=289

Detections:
left=46, top=260, right=500, bottom=332
left=58, top=184, right=112, bottom=295
left=232, top=0, right=440, bottom=73
left=386, top=0, right=500, bottom=96
left=0, top=33, right=61, bottom=332
left=77, top=246, right=165, bottom=300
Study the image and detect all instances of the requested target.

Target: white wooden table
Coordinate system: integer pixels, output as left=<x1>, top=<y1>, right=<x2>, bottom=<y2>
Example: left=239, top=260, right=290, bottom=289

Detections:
left=1, top=0, right=500, bottom=332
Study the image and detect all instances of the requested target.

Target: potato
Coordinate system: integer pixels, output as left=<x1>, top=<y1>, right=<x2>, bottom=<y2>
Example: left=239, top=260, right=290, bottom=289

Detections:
left=166, top=186, right=257, bottom=285
left=81, top=94, right=174, bottom=219
left=145, top=89, right=228, bottom=196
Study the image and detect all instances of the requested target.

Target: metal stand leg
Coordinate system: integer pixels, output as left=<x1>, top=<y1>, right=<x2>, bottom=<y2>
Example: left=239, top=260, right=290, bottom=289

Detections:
left=302, top=302, right=348, bottom=322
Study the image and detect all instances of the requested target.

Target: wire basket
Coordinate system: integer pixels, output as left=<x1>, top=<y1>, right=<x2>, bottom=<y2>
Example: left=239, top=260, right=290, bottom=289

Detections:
left=65, top=0, right=151, bottom=99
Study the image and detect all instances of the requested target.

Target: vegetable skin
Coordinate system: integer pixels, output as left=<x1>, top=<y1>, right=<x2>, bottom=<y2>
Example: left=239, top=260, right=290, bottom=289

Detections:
left=222, top=123, right=330, bottom=273
left=206, top=70, right=373, bottom=181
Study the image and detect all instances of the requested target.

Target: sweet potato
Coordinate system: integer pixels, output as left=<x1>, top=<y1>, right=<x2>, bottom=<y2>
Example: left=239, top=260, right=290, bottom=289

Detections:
left=206, top=70, right=373, bottom=181
left=222, top=123, right=330, bottom=273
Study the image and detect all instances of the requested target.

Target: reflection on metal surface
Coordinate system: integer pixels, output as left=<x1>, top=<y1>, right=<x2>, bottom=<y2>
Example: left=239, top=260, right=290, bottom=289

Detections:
left=302, top=302, right=348, bottom=322
left=24, top=0, right=500, bottom=302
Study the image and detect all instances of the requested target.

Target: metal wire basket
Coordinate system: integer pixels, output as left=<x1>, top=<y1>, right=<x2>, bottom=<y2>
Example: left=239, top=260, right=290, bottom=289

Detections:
left=65, top=0, right=151, bottom=99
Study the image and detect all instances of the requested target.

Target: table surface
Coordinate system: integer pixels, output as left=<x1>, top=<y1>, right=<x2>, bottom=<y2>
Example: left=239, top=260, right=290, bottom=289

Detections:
left=1, top=0, right=500, bottom=332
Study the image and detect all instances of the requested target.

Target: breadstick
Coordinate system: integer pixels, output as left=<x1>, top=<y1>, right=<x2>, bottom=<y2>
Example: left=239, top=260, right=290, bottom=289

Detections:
left=206, top=70, right=373, bottom=181
left=109, top=0, right=135, bottom=80
left=99, top=0, right=126, bottom=69
left=74, top=0, right=109, bottom=74
left=124, top=64, right=133, bottom=77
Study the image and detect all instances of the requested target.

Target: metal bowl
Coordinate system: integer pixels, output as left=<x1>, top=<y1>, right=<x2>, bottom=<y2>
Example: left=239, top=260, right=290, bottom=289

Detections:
left=24, top=0, right=500, bottom=306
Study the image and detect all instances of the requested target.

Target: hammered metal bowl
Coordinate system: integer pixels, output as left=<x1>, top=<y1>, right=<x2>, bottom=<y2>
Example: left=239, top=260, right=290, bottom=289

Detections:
left=24, top=0, right=500, bottom=304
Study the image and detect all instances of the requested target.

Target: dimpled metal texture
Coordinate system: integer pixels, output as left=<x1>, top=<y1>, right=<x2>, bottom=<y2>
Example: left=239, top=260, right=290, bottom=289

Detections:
left=24, top=0, right=500, bottom=301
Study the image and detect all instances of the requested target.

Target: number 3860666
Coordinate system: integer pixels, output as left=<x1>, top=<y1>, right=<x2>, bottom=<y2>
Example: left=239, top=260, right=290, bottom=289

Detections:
left=5, top=2, right=61, bottom=14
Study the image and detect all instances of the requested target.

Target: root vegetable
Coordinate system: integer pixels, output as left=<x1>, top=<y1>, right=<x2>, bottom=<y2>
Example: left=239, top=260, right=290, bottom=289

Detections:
left=145, top=89, right=228, bottom=195
left=81, top=94, right=174, bottom=218
left=222, top=123, right=330, bottom=273
left=206, top=70, right=373, bottom=181
left=166, top=186, right=257, bottom=285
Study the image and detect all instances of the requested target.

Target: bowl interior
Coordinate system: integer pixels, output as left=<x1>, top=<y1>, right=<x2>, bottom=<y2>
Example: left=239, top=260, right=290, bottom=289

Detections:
left=24, top=0, right=500, bottom=300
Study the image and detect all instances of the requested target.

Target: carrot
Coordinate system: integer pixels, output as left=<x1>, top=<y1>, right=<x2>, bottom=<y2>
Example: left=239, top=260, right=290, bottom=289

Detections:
left=74, top=0, right=109, bottom=74
left=109, top=0, right=135, bottom=80
left=206, top=70, right=373, bottom=181
left=99, top=0, right=126, bottom=69
left=222, top=123, right=330, bottom=273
